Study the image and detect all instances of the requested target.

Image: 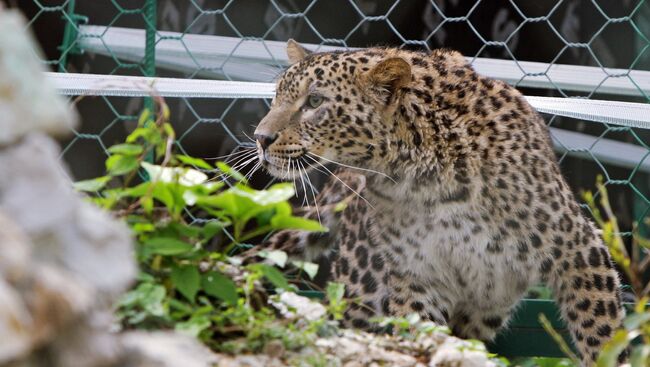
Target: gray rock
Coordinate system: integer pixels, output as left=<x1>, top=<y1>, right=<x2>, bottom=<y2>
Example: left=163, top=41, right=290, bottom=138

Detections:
left=121, top=332, right=221, bottom=367
left=0, top=134, right=136, bottom=302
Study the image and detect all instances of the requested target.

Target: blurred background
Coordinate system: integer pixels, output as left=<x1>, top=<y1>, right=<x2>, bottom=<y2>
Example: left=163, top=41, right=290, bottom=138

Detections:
left=6, top=0, right=650, bottom=237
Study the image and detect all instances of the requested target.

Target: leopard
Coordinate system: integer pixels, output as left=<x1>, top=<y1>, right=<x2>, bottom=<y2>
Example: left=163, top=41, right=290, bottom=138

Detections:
left=251, top=39, right=624, bottom=366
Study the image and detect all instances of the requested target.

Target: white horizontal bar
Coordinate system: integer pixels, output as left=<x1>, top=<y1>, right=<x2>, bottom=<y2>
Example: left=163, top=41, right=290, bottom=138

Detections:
left=77, top=25, right=650, bottom=96
left=550, top=127, right=650, bottom=173
left=46, top=72, right=650, bottom=130
left=47, top=72, right=275, bottom=99
left=528, top=96, right=650, bottom=130
left=47, top=72, right=650, bottom=173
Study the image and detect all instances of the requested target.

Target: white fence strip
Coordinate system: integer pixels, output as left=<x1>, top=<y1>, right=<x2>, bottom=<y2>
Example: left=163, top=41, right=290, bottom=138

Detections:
left=76, top=25, right=650, bottom=97
left=47, top=71, right=650, bottom=173
left=47, top=72, right=650, bottom=130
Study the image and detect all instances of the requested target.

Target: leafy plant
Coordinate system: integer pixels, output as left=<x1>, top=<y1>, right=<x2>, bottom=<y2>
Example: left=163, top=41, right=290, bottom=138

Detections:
left=583, top=176, right=650, bottom=298
left=74, top=98, right=340, bottom=355
left=581, top=176, right=650, bottom=366
left=74, top=98, right=508, bottom=365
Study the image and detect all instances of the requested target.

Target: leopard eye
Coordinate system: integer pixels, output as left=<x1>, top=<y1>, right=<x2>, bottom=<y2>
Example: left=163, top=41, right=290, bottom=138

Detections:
left=306, top=94, right=324, bottom=109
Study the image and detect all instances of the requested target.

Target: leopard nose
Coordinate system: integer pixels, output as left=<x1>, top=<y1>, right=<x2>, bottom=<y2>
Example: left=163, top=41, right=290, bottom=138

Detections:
left=254, top=133, right=277, bottom=150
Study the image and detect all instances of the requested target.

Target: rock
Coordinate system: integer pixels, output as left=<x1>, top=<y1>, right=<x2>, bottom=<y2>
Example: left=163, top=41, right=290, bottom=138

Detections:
left=0, top=11, right=77, bottom=146
left=269, top=291, right=327, bottom=322
left=0, top=133, right=136, bottom=302
left=121, top=332, right=221, bottom=367
left=0, top=212, right=30, bottom=284
left=0, top=277, right=31, bottom=363
left=0, top=133, right=136, bottom=366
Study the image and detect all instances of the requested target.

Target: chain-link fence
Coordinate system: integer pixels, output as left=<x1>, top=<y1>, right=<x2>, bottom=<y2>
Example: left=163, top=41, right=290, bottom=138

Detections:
left=20, top=0, right=650, bottom=238
left=16, top=0, right=650, bottom=358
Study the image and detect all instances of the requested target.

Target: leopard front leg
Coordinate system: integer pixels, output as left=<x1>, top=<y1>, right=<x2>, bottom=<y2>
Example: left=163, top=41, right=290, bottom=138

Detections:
left=384, top=270, right=452, bottom=326
left=448, top=303, right=515, bottom=341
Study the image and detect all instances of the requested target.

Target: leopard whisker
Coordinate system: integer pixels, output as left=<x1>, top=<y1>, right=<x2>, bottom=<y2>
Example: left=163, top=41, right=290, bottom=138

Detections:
left=209, top=150, right=256, bottom=180
left=299, top=159, right=320, bottom=196
left=306, top=152, right=396, bottom=184
left=304, top=155, right=375, bottom=210
left=212, top=153, right=258, bottom=183
left=286, top=157, right=292, bottom=181
left=297, top=162, right=309, bottom=208
left=301, top=160, right=322, bottom=225
left=203, top=146, right=255, bottom=161
left=240, top=131, right=256, bottom=143
left=243, top=161, right=262, bottom=183
left=290, top=159, right=299, bottom=198
left=227, top=152, right=258, bottom=174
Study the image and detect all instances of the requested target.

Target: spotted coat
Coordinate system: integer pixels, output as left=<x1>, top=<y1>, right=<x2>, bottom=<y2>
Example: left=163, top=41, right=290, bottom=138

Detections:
left=253, top=40, right=624, bottom=366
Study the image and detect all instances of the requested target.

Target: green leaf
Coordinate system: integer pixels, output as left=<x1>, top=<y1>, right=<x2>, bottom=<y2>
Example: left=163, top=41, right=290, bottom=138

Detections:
left=216, top=161, right=247, bottom=183
left=326, top=282, right=345, bottom=303
left=126, top=126, right=157, bottom=144
left=152, top=183, right=176, bottom=211
left=202, top=220, right=224, bottom=240
left=201, top=271, right=238, bottom=306
left=141, top=196, right=154, bottom=215
left=107, top=143, right=144, bottom=156
left=132, top=222, right=155, bottom=233
left=292, top=260, right=319, bottom=279
left=196, top=190, right=252, bottom=220
left=144, top=237, right=193, bottom=255
left=631, top=345, right=650, bottom=367
left=334, top=201, right=348, bottom=212
left=177, top=155, right=212, bottom=170
left=258, top=250, right=288, bottom=268
left=119, top=182, right=152, bottom=198
left=137, top=108, right=152, bottom=126
left=141, top=162, right=207, bottom=185
left=175, top=314, right=211, bottom=337
left=250, top=264, right=291, bottom=291
left=271, top=215, right=328, bottom=232
left=117, top=282, right=166, bottom=317
left=106, top=154, right=139, bottom=176
left=623, top=311, right=650, bottom=330
left=168, top=222, right=202, bottom=238
left=596, top=329, right=639, bottom=367
left=73, top=176, right=111, bottom=192
left=171, top=265, right=200, bottom=302
left=238, top=183, right=295, bottom=206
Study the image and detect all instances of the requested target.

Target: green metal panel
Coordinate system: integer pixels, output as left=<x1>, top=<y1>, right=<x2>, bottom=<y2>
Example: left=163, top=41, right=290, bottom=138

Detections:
left=489, top=299, right=570, bottom=358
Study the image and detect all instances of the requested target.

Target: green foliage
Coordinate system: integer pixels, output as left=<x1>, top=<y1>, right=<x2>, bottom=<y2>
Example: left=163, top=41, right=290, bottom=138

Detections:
left=583, top=175, right=650, bottom=297
left=75, top=103, right=338, bottom=356
left=370, top=313, right=451, bottom=339
left=513, top=357, right=576, bottom=367
left=582, top=177, right=650, bottom=366
left=529, top=177, right=650, bottom=366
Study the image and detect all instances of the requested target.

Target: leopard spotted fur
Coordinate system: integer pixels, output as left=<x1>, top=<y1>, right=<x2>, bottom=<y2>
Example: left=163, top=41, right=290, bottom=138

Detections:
left=252, top=40, right=624, bottom=366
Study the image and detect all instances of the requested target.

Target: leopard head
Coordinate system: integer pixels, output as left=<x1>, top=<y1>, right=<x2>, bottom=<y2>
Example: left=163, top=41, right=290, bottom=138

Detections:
left=254, top=40, right=412, bottom=179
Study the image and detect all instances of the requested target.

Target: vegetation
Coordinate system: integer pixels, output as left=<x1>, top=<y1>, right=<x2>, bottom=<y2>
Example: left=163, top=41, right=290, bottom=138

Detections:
left=582, top=177, right=650, bottom=367
left=74, top=98, right=650, bottom=365
left=73, top=99, right=343, bottom=355
left=73, top=99, right=501, bottom=366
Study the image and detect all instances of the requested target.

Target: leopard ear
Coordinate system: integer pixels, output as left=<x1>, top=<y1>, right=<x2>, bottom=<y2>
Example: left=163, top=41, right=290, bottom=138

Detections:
left=286, top=39, right=311, bottom=64
left=360, top=57, right=411, bottom=105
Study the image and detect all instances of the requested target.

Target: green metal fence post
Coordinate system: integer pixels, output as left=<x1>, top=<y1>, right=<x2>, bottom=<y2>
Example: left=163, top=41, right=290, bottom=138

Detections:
left=142, top=0, right=157, bottom=169
left=58, top=0, right=86, bottom=72
left=143, top=0, right=157, bottom=112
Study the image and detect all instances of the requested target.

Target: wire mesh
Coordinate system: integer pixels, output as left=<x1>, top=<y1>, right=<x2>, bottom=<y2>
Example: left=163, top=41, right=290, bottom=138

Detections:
left=22, top=0, right=650, bottom=238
